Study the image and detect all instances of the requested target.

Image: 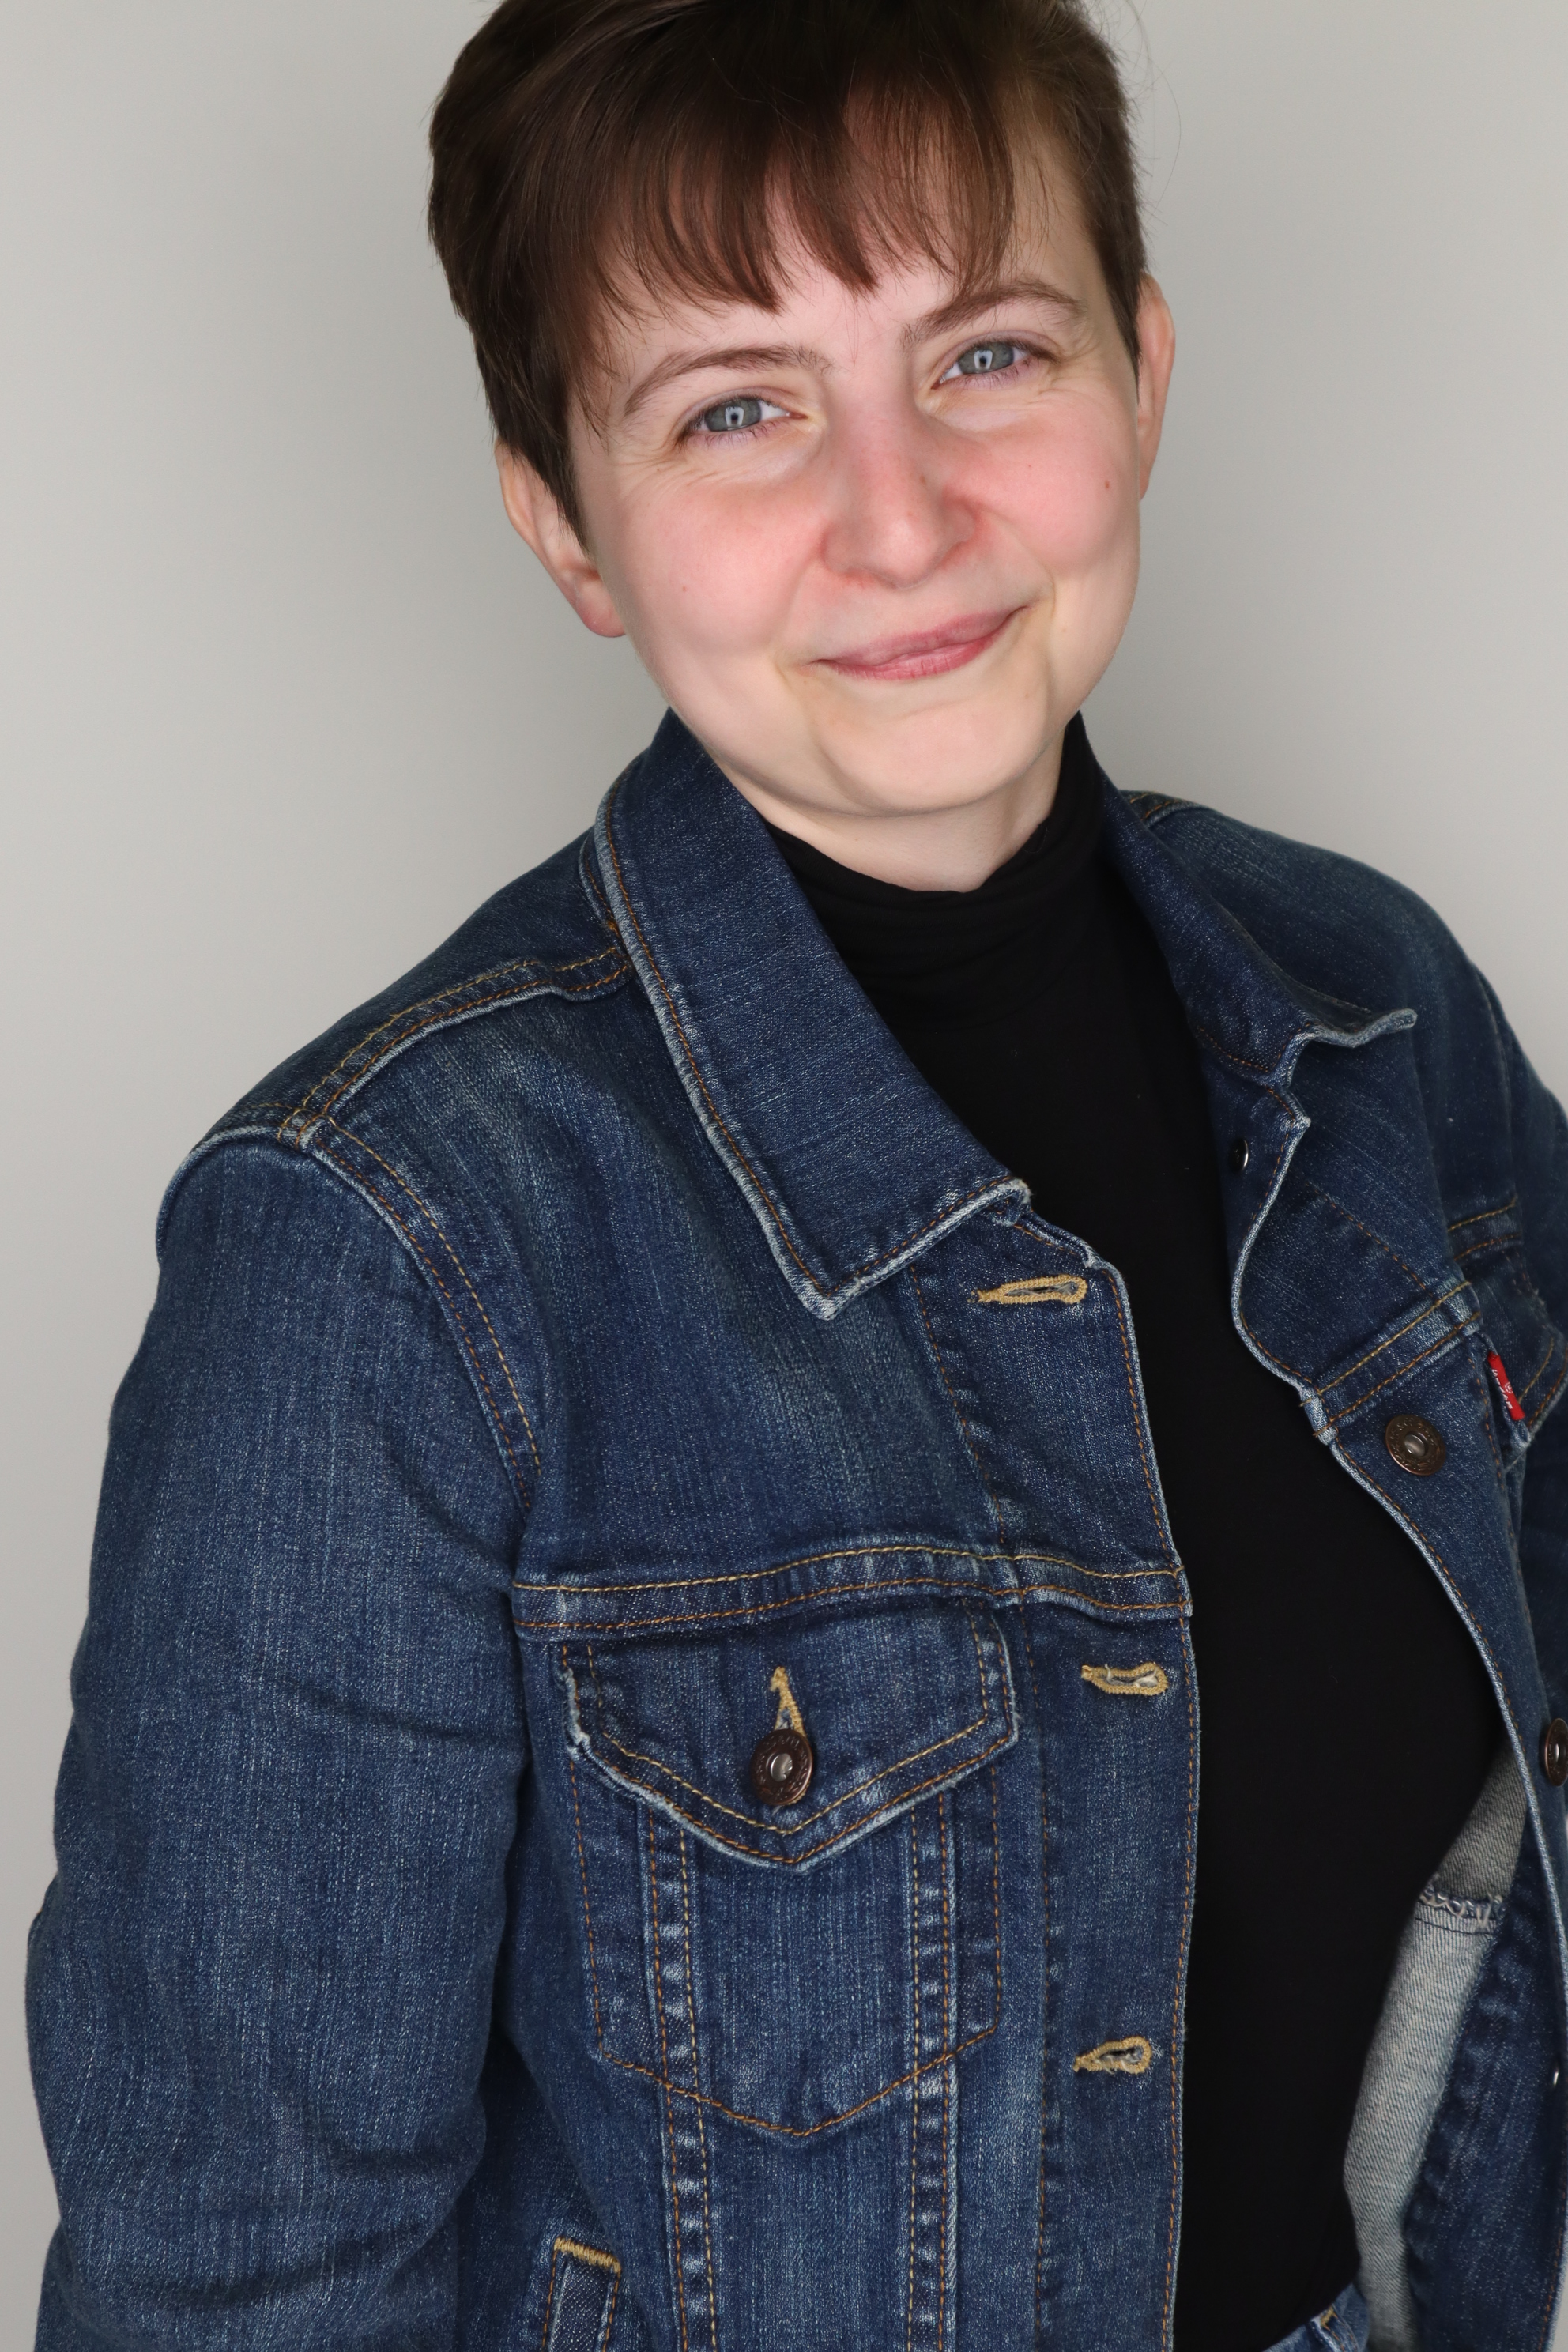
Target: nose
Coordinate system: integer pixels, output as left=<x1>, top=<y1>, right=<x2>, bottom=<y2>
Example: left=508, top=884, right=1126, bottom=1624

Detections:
left=819, top=404, right=973, bottom=588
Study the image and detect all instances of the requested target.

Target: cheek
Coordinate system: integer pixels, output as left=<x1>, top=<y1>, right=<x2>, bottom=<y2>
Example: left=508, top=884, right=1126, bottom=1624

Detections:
left=990, top=409, right=1140, bottom=580
left=612, top=489, right=812, bottom=668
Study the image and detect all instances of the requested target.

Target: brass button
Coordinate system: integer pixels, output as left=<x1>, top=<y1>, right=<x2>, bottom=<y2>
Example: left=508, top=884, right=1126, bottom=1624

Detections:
left=1228, top=1136, right=1250, bottom=1175
left=750, top=1727, right=813, bottom=1808
left=1543, top=1720, right=1568, bottom=1788
left=1384, top=1414, right=1446, bottom=1476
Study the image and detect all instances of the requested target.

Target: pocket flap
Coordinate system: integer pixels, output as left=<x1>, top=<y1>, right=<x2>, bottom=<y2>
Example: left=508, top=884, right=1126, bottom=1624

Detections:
left=561, top=1598, right=1016, bottom=1867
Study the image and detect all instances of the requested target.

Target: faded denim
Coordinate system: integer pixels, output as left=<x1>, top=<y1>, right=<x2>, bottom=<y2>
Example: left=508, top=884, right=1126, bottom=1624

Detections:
left=28, top=712, right=1568, bottom=2350
left=1264, top=2282, right=1370, bottom=2352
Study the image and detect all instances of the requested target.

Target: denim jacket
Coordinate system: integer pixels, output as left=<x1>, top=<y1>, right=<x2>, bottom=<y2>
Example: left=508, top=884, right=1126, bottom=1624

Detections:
left=29, top=714, right=1568, bottom=2352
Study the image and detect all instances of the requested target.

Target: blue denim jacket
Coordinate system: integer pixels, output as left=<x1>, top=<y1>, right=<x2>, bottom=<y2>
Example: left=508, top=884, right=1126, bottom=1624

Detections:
left=29, top=714, right=1568, bottom=2351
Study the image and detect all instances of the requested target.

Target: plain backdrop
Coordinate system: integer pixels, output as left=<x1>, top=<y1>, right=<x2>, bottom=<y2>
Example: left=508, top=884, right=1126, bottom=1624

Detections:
left=2, top=2, right=1565, bottom=2336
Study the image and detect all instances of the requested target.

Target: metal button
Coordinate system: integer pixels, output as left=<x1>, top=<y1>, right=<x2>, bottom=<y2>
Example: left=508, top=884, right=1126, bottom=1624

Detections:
left=1543, top=1720, right=1568, bottom=1788
left=1384, top=1413, right=1446, bottom=1476
left=1228, top=1136, right=1250, bottom=1175
left=750, top=1727, right=813, bottom=1808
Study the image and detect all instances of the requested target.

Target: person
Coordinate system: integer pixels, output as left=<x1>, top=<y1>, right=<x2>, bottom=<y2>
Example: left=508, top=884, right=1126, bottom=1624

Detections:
left=26, top=2, right=1568, bottom=2347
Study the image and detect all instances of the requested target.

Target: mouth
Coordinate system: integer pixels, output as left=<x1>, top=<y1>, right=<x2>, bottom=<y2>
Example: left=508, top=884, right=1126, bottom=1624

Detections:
left=814, top=607, right=1022, bottom=684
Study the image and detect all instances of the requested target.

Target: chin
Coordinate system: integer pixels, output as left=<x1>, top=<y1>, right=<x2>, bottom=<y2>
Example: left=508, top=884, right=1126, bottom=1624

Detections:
left=825, top=705, right=1052, bottom=813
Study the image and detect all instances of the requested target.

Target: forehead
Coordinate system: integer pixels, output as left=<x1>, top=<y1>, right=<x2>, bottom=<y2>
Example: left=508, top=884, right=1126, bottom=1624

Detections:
left=589, top=149, right=1105, bottom=406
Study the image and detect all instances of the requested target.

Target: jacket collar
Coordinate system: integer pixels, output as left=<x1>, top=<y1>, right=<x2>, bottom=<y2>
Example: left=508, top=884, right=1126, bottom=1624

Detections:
left=593, top=710, right=1411, bottom=1318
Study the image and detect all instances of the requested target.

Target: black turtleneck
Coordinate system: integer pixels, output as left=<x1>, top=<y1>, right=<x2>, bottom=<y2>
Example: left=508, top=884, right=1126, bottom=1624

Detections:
left=766, top=721, right=1498, bottom=2352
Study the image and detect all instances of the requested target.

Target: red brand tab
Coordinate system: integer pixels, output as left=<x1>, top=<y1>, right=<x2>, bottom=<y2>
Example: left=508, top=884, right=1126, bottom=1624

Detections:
left=1487, top=1349, right=1526, bottom=1423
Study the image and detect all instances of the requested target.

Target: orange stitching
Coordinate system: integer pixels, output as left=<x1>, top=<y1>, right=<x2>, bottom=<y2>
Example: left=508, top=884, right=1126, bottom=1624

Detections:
left=552, top=2237, right=622, bottom=2274
left=1103, top=1272, right=1178, bottom=1566
left=601, top=778, right=1009, bottom=1296
left=1516, top=1330, right=1557, bottom=1405
left=648, top=1816, right=690, bottom=2352
left=315, top=1141, right=530, bottom=1496
left=989, top=1762, right=1004, bottom=2021
left=578, top=1717, right=1016, bottom=1867
left=1525, top=1351, right=1568, bottom=1427
left=905, top=1812, right=921, bottom=2352
left=1298, top=1176, right=1433, bottom=1297
left=910, top=1266, right=1007, bottom=1544
left=578, top=839, right=620, bottom=937
left=1163, top=1629, right=1197, bottom=2339
left=1020, top=1635, right=1049, bottom=2332
left=939, top=2054, right=951, bottom=2350
left=575, top=1615, right=996, bottom=1838
left=539, top=2243, right=561, bottom=2352
left=678, top=1832, right=718, bottom=2352
left=605, top=2008, right=998, bottom=2139
left=289, top=946, right=624, bottom=1128
left=520, top=1540, right=1159, bottom=1596
left=1449, top=1197, right=1518, bottom=1233
left=324, top=1120, right=542, bottom=1472
left=515, top=1574, right=1182, bottom=1637
left=567, top=1744, right=604, bottom=2049
left=1319, top=1281, right=1472, bottom=1395
left=1325, top=1313, right=1479, bottom=1425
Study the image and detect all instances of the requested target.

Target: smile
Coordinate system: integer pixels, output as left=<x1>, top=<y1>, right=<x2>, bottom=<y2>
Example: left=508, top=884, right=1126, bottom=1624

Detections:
left=814, top=608, right=1021, bottom=683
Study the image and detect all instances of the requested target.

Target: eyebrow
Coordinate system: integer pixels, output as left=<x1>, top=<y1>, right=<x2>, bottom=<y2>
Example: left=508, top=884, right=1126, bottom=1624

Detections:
left=616, top=277, right=1087, bottom=425
left=620, top=344, right=831, bottom=425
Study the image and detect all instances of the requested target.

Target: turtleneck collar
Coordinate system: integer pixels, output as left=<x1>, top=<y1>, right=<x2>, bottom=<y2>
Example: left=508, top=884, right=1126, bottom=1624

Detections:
left=762, top=713, right=1105, bottom=1028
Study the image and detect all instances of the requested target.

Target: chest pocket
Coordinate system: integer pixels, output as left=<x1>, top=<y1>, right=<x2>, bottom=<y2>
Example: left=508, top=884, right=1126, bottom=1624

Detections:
left=560, top=1596, right=1016, bottom=2135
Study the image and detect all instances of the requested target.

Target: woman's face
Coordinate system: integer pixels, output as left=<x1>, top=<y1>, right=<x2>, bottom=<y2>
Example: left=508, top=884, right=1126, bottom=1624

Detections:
left=501, top=161, right=1174, bottom=884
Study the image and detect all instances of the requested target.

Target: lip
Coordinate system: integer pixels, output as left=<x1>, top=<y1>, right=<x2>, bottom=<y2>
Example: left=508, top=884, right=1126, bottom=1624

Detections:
left=814, top=607, right=1020, bottom=683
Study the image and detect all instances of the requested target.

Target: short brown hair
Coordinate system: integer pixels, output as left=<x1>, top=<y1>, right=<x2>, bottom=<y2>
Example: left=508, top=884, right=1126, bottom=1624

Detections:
left=428, top=0, right=1145, bottom=533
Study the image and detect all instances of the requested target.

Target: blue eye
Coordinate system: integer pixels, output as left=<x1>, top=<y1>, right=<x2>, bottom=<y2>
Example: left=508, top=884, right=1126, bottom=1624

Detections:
left=698, top=397, right=767, bottom=434
left=955, top=341, right=1021, bottom=376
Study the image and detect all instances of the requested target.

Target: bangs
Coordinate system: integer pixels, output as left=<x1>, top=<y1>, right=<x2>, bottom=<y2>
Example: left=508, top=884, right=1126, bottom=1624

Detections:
left=431, top=0, right=1144, bottom=526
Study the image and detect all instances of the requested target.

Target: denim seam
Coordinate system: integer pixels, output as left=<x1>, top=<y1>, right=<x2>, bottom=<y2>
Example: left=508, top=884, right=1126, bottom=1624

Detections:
left=1102, top=1268, right=1179, bottom=1566
left=520, top=1577, right=1181, bottom=1637
left=1449, top=1197, right=1520, bottom=1233
left=601, top=780, right=1008, bottom=1299
left=678, top=1831, right=718, bottom=2349
left=539, top=2243, right=560, bottom=2352
left=1299, top=1175, right=1435, bottom=1297
left=1516, top=1328, right=1559, bottom=1406
left=1318, top=1281, right=1473, bottom=1396
left=522, top=1540, right=1157, bottom=1595
left=320, top=1118, right=543, bottom=1473
left=582, top=1621, right=992, bottom=1830
left=567, top=1743, right=605, bottom=2051
left=314, top=1139, right=537, bottom=1499
left=572, top=1616, right=1009, bottom=1856
left=647, top=1812, right=691, bottom=2352
left=1471, top=1363, right=1510, bottom=1498
left=1020, top=1630, right=1050, bottom=2337
left=1325, top=1312, right=1479, bottom=1427
left=906, top=1813, right=922, bottom=2352
left=279, top=945, right=626, bottom=1136
left=908, top=1268, right=1008, bottom=1547
left=578, top=836, right=621, bottom=937
left=601, top=1992, right=995, bottom=2139
left=1164, top=1626, right=1199, bottom=2345
left=574, top=1729, right=1016, bottom=1866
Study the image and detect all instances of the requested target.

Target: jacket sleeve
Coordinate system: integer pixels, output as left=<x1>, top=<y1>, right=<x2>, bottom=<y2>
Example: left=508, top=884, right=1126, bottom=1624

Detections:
left=28, top=1140, right=530, bottom=2348
left=1490, top=985, right=1568, bottom=1724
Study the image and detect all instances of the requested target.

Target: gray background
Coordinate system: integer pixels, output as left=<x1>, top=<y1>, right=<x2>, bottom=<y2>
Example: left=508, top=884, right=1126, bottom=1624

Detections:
left=2, top=1, right=1563, bottom=2334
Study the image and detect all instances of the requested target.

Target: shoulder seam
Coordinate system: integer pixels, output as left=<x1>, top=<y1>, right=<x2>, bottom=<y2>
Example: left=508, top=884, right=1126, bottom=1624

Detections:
left=218, top=944, right=631, bottom=1148
left=160, top=1124, right=542, bottom=1510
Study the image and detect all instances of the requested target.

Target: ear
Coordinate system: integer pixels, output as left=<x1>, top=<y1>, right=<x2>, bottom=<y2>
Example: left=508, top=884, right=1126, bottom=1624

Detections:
left=495, top=446, right=626, bottom=639
left=1133, top=277, right=1176, bottom=498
